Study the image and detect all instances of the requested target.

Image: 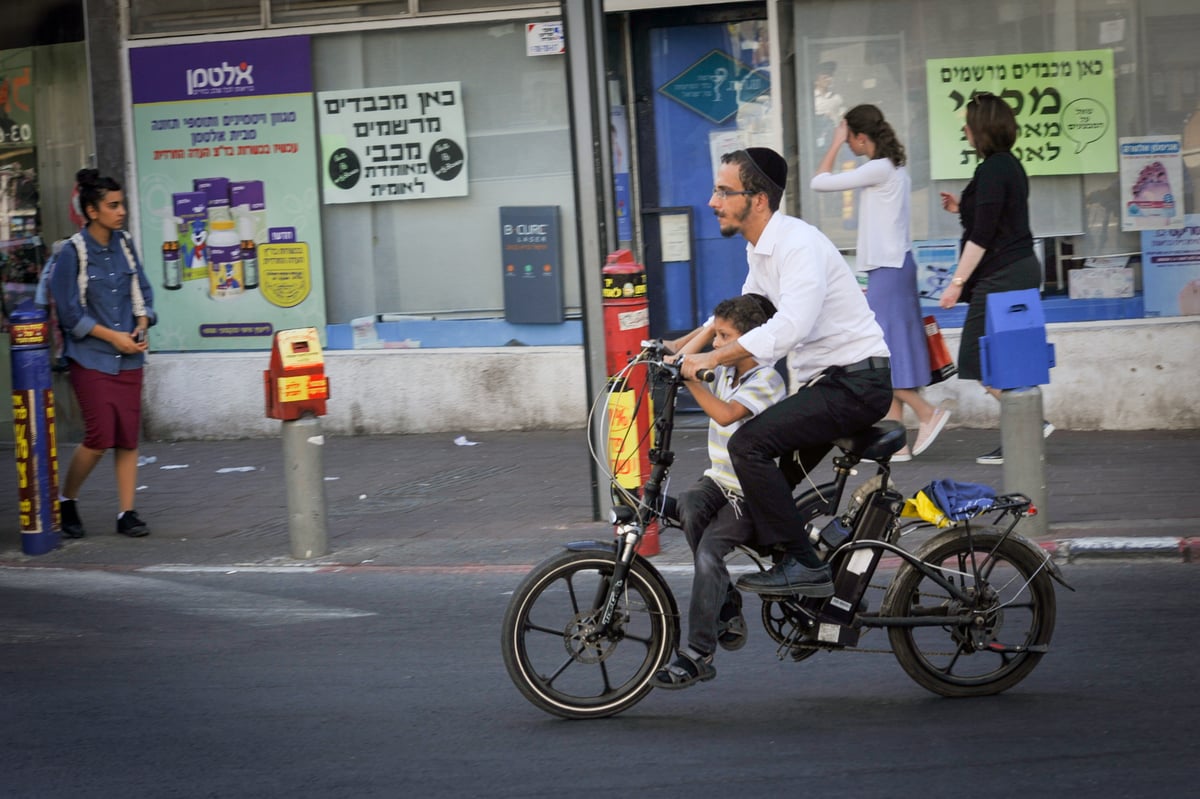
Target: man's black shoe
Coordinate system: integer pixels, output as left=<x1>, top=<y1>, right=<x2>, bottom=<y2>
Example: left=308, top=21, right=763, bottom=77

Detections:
left=59, top=499, right=86, bottom=539
left=116, top=510, right=150, bottom=538
left=736, top=555, right=834, bottom=597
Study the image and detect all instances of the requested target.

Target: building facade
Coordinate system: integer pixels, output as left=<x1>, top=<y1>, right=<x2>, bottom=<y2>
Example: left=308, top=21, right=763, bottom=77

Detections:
left=1, top=0, right=1198, bottom=437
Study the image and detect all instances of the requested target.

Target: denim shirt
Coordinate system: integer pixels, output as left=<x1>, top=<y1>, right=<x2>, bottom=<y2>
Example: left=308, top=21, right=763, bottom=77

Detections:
left=49, top=228, right=157, bottom=375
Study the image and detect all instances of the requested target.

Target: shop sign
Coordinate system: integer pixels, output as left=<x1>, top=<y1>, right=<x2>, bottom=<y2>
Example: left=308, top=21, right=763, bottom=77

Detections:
left=927, top=49, right=1117, bottom=179
left=658, top=50, right=769, bottom=125
left=317, top=81, right=468, bottom=204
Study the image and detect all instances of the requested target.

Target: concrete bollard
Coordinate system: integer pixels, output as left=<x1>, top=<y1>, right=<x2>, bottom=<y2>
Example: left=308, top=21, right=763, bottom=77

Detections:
left=281, top=412, right=329, bottom=559
left=1000, top=386, right=1047, bottom=538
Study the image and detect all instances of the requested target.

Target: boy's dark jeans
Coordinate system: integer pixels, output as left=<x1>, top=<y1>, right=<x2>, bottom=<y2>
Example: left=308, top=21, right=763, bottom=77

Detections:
left=678, top=476, right=754, bottom=656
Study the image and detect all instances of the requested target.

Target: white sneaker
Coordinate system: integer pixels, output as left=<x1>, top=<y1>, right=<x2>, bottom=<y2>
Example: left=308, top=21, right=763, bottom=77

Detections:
left=892, top=445, right=913, bottom=463
left=912, top=407, right=952, bottom=456
left=1043, top=421, right=1055, bottom=438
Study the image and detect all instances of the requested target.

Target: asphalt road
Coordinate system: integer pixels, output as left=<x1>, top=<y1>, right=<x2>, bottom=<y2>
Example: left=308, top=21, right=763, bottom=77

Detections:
left=2, top=560, right=1195, bottom=798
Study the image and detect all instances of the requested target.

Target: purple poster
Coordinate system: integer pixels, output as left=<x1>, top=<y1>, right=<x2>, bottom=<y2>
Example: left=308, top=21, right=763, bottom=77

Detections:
left=130, top=37, right=313, bottom=104
left=129, top=36, right=326, bottom=351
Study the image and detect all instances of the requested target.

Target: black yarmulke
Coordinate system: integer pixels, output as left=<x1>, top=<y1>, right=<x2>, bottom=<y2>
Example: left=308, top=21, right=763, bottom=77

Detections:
left=745, top=147, right=787, bottom=192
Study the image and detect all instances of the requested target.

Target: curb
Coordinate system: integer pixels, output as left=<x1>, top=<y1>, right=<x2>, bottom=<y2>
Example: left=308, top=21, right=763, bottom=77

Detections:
left=1051, top=536, right=1198, bottom=563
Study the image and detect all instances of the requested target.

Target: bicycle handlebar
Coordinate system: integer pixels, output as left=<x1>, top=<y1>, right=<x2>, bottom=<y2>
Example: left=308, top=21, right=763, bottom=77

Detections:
left=638, top=339, right=715, bottom=383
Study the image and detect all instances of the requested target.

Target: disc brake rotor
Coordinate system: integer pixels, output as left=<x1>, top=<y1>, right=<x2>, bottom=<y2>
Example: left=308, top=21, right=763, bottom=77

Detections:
left=564, top=610, right=621, bottom=664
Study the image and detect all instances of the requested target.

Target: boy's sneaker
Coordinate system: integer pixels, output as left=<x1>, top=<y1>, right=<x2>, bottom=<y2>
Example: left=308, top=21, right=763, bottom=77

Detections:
left=59, top=499, right=86, bottom=539
left=1043, top=420, right=1055, bottom=438
left=117, top=510, right=150, bottom=538
left=975, top=446, right=1003, bottom=465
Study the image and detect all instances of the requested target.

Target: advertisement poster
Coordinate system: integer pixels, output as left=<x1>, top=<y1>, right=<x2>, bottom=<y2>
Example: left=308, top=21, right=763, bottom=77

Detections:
left=317, top=81, right=467, bottom=204
left=1141, top=214, right=1200, bottom=316
left=1119, top=136, right=1184, bottom=231
left=913, top=238, right=960, bottom=308
left=129, top=36, right=325, bottom=351
left=499, top=206, right=562, bottom=324
left=927, top=49, right=1118, bottom=180
left=610, top=105, right=632, bottom=243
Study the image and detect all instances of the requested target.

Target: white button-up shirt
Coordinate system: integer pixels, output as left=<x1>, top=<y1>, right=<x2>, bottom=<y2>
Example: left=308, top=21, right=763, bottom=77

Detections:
left=735, top=212, right=889, bottom=385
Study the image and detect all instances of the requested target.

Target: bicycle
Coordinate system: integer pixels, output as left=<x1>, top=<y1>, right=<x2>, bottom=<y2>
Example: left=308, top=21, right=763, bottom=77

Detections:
left=501, top=341, right=1073, bottom=719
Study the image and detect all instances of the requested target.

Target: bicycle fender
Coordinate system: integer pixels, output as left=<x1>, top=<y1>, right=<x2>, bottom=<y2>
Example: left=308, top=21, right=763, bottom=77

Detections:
left=916, top=528, right=1075, bottom=593
left=563, top=540, right=683, bottom=619
left=565, top=539, right=618, bottom=554
left=1000, top=530, right=1075, bottom=592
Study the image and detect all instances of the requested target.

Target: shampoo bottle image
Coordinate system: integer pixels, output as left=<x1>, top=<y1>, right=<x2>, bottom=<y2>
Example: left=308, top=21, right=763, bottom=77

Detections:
left=239, top=215, right=259, bottom=290
left=162, top=215, right=182, bottom=290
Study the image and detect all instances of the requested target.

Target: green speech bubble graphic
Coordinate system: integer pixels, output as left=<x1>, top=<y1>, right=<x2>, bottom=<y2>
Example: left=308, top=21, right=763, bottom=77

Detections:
left=1062, top=97, right=1109, bottom=154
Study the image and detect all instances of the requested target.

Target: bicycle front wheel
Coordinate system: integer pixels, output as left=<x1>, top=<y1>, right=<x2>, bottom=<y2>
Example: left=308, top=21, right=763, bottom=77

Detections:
left=501, top=549, right=678, bottom=719
left=882, top=528, right=1057, bottom=698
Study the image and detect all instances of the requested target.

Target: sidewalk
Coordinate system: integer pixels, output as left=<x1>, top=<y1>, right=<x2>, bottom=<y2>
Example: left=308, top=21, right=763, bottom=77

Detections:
left=1, top=425, right=1197, bottom=570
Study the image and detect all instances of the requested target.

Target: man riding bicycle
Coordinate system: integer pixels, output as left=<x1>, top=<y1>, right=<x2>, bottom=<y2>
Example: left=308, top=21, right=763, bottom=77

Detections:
left=672, top=147, right=892, bottom=597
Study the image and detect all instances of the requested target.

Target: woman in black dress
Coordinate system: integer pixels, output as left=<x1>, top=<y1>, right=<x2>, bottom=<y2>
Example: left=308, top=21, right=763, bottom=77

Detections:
left=939, top=93, right=1050, bottom=465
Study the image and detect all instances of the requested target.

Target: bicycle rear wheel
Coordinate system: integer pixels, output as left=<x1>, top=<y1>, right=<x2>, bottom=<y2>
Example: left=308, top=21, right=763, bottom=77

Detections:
left=882, top=528, right=1057, bottom=697
left=501, top=549, right=678, bottom=719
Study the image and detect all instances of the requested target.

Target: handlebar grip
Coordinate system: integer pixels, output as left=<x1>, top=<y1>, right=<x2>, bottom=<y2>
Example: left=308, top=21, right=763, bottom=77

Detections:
left=696, top=368, right=715, bottom=383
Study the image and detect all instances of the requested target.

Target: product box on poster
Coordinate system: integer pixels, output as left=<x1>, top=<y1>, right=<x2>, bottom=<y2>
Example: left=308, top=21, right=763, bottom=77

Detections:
left=194, top=177, right=230, bottom=211
left=230, top=180, right=267, bottom=244
left=1068, top=266, right=1135, bottom=299
left=172, top=191, right=209, bottom=282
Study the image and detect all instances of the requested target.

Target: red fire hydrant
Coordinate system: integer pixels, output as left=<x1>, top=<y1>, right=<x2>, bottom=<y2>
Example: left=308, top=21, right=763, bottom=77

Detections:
left=601, top=250, right=658, bottom=555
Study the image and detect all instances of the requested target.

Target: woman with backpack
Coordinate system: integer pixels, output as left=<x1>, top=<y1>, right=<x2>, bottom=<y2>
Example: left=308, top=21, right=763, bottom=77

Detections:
left=49, top=168, right=157, bottom=538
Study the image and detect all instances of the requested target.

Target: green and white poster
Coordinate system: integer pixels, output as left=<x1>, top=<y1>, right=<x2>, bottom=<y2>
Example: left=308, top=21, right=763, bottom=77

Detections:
left=927, top=49, right=1117, bottom=180
left=129, top=36, right=325, bottom=351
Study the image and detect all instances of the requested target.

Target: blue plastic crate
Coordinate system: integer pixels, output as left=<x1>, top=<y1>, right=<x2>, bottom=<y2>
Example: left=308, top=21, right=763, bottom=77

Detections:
left=979, top=289, right=1056, bottom=389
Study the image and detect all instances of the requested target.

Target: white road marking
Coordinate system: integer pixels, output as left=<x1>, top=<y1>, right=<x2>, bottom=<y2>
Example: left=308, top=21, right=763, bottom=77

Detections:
left=0, top=567, right=376, bottom=626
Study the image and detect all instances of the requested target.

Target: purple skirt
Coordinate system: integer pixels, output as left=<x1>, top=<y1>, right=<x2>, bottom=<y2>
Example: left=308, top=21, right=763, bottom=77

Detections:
left=866, top=252, right=930, bottom=390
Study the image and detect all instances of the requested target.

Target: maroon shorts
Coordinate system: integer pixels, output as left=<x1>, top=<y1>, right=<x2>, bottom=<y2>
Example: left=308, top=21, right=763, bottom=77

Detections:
left=69, top=363, right=144, bottom=451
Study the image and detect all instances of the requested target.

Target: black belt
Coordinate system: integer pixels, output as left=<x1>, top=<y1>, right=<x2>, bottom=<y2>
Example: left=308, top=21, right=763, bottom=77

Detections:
left=842, top=356, right=890, bottom=373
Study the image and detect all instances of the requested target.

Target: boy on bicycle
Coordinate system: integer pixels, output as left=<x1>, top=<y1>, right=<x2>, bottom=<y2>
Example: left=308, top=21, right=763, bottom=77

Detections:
left=653, top=293, right=786, bottom=690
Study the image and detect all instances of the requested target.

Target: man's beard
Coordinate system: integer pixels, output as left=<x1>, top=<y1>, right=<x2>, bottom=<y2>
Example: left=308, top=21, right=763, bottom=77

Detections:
left=717, top=203, right=750, bottom=238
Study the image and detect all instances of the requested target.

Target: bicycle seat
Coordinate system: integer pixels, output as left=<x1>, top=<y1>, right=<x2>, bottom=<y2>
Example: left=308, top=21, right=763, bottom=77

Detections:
left=832, top=420, right=907, bottom=462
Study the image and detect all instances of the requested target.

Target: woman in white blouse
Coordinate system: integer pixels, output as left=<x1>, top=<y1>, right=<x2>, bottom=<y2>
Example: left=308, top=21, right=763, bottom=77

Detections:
left=811, top=104, right=950, bottom=460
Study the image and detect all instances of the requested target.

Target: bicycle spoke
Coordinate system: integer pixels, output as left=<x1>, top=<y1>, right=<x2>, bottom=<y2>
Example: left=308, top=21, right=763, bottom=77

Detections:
left=524, top=620, right=568, bottom=637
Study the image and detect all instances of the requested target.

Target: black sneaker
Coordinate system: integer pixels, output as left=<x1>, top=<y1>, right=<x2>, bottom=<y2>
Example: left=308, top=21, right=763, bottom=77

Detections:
left=975, top=446, right=1003, bottom=465
left=116, top=510, right=150, bottom=537
left=736, top=555, right=834, bottom=597
left=59, top=499, right=86, bottom=539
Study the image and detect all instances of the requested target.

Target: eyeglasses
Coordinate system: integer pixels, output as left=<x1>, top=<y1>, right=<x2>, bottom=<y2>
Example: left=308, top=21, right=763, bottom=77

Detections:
left=712, top=187, right=758, bottom=200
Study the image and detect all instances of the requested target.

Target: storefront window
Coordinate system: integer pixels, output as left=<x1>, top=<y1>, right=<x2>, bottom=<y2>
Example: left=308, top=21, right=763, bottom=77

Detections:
left=270, top=1, right=411, bottom=26
left=130, top=0, right=264, bottom=36
left=1, top=41, right=91, bottom=329
left=312, top=21, right=575, bottom=323
left=791, top=0, right=1200, bottom=320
